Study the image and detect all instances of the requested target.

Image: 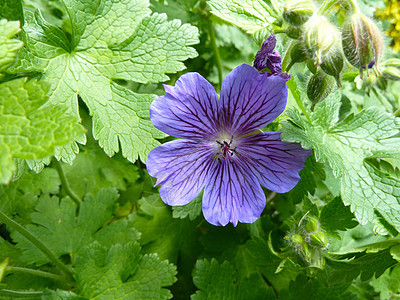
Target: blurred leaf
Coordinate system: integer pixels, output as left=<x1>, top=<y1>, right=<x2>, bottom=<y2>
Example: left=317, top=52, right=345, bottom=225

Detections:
left=74, top=241, right=176, bottom=300
left=191, top=258, right=274, bottom=299
left=320, top=197, right=358, bottom=237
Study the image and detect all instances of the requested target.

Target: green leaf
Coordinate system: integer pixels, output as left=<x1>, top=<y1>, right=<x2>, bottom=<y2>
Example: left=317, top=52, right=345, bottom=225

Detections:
left=0, top=167, right=60, bottom=218
left=191, top=258, right=274, bottom=300
left=131, top=195, right=200, bottom=263
left=320, top=197, right=358, bottom=237
left=281, top=92, right=400, bottom=231
left=223, top=238, right=296, bottom=292
left=42, top=289, right=86, bottom=300
left=0, top=1, right=24, bottom=25
left=11, top=188, right=139, bottom=265
left=286, top=155, right=325, bottom=205
left=327, top=249, right=397, bottom=282
left=0, top=19, right=23, bottom=71
left=370, top=265, right=400, bottom=299
left=0, top=78, right=84, bottom=184
left=34, top=9, right=70, bottom=52
left=13, top=1, right=199, bottom=163
left=0, top=237, right=21, bottom=266
left=279, top=273, right=357, bottom=300
left=172, top=191, right=202, bottom=220
left=62, top=137, right=140, bottom=198
left=74, top=241, right=176, bottom=300
left=208, top=0, right=276, bottom=35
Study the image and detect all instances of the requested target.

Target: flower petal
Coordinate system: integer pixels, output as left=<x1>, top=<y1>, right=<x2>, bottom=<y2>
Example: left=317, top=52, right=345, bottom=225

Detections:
left=202, top=159, right=266, bottom=226
left=150, top=72, right=220, bottom=139
left=220, top=64, right=288, bottom=137
left=147, top=139, right=215, bottom=206
left=237, top=132, right=312, bottom=193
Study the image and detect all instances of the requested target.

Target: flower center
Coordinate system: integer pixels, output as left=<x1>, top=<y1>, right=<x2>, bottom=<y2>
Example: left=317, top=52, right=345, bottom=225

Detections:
left=214, top=136, right=239, bottom=162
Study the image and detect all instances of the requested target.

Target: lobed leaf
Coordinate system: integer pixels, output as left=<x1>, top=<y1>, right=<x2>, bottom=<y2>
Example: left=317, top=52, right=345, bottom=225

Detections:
left=0, top=19, right=23, bottom=71
left=282, top=92, right=400, bottom=231
left=74, top=242, right=176, bottom=299
left=0, top=78, right=84, bottom=184
left=208, top=0, right=276, bottom=36
left=11, top=188, right=139, bottom=265
left=192, top=258, right=274, bottom=299
left=11, top=0, right=199, bottom=163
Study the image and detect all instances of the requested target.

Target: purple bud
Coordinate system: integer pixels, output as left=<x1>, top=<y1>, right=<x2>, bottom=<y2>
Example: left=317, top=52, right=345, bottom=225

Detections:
left=254, top=34, right=291, bottom=81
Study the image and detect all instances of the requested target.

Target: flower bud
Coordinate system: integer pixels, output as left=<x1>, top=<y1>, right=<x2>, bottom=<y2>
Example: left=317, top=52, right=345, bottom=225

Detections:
left=305, top=216, right=319, bottom=233
left=300, top=242, right=311, bottom=262
left=290, top=234, right=304, bottom=245
left=320, top=47, right=344, bottom=87
left=303, top=15, right=343, bottom=83
left=283, top=0, right=315, bottom=26
left=310, top=231, right=329, bottom=248
left=342, top=13, right=384, bottom=78
left=307, top=69, right=336, bottom=107
left=286, top=41, right=307, bottom=71
left=285, top=25, right=303, bottom=39
left=381, top=58, right=400, bottom=81
left=254, top=34, right=291, bottom=81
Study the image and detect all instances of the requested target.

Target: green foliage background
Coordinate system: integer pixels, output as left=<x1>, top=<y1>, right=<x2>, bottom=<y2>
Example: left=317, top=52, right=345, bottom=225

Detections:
left=0, top=0, right=400, bottom=299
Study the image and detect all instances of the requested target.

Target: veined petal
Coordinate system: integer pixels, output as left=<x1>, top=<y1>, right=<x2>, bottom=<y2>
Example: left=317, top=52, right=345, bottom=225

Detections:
left=237, top=132, right=311, bottom=193
left=147, top=139, right=215, bottom=206
left=203, top=159, right=266, bottom=226
left=220, top=64, right=287, bottom=137
left=150, top=72, right=220, bottom=140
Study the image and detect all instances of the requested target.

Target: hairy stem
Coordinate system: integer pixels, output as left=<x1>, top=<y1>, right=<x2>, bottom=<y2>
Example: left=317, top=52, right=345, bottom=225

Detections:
left=318, top=0, right=339, bottom=15
left=346, top=0, right=360, bottom=13
left=0, top=210, right=74, bottom=280
left=52, top=157, right=81, bottom=207
left=0, top=289, right=43, bottom=298
left=6, top=266, right=65, bottom=282
left=281, top=40, right=295, bottom=73
left=209, top=21, right=223, bottom=92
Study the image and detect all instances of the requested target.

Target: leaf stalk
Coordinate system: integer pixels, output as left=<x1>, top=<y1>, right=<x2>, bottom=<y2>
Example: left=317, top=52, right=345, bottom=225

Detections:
left=52, top=157, right=81, bottom=208
left=0, top=210, right=74, bottom=281
left=209, top=21, right=223, bottom=92
left=6, top=266, right=65, bottom=282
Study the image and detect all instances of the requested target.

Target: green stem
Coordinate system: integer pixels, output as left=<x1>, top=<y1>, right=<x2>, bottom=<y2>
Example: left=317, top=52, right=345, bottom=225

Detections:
left=347, top=0, right=360, bottom=13
left=260, top=0, right=279, bottom=18
left=209, top=21, right=223, bottom=92
left=52, top=157, right=81, bottom=207
left=394, top=108, right=400, bottom=117
left=318, top=0, right=340, bottom=15
left=6, top=266, right=65, bottom=282
left=0, top=210, right=74, bottom=280
left=0, top=289, right=43, bottom=298
left=282, top=40, right=295, bottom=73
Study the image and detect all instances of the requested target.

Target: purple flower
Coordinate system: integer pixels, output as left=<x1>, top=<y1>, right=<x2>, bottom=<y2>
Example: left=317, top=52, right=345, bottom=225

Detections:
left=254, top=34, right=291, bottom=81
left=147, top=64, right=311, bottom=226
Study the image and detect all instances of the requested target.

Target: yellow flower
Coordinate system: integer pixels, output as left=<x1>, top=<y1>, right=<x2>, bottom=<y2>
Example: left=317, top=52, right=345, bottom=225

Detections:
left=376, top=0, right=400, bottom=52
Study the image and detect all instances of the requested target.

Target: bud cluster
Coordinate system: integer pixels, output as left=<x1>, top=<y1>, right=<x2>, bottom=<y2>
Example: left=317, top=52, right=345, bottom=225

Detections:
left=280, top=0, right=386, bottom=103
left=285, top=215, right=329, bottom=269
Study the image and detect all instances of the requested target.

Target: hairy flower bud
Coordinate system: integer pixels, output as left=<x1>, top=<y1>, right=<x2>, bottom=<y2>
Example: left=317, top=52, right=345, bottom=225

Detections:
left=342, top=13, right=384, bottom=77
left=307, top=69, right=336, bottom=108
left=310, top=231, right=329, bottom=248
left=283, top=0, right=315, bottom=26
left=382, top=58, right=400, bottom=81
left=305, top=216, right=319, bottom=233
left=320, top=47, right=344, bottom=86
left=285, top=25, right=303, bottom=39
left=303, top=15, right=343, bottom=83
left=290, top=234, right=304, bottom=245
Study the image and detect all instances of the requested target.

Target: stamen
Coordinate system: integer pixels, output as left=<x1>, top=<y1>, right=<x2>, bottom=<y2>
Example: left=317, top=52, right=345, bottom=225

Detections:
left=214, top=136, right=239, bottom=162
